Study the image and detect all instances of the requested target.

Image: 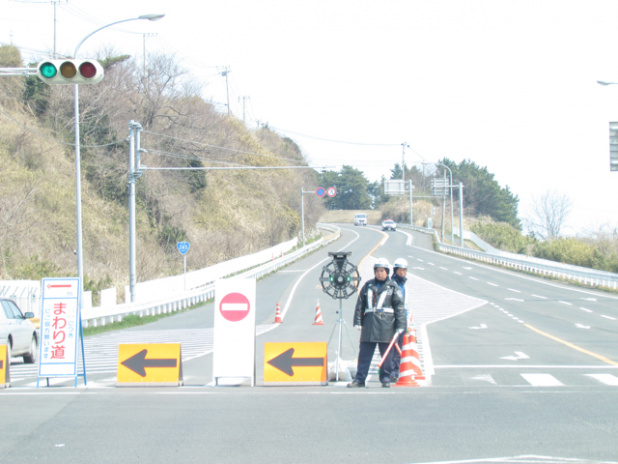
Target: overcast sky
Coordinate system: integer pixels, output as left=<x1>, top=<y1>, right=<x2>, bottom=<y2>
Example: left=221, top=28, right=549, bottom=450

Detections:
left=2, top=0, right=618, bottom=235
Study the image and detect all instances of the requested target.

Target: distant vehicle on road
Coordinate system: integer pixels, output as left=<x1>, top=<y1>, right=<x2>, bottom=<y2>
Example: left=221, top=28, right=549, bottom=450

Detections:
left=0, top=298, right=38, bottom=363
left=354, top=213, right=367, bottom=226
left=382, top=219, right=397, bottom=231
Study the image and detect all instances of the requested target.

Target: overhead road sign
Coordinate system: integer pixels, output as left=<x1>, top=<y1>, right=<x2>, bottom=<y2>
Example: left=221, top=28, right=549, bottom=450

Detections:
left=117, top=343, right=183, bottom=386
left=609, top=122, right=618, bottom=171
left=264, top=342, right=327, bottom=386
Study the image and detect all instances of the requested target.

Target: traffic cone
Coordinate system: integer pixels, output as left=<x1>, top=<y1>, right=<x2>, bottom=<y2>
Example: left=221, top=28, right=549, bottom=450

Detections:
left=312, top=300, right=324, bottom=325
left=394, top=325, right=423, bottom=387
left=274, top=303, right=283, bottom=323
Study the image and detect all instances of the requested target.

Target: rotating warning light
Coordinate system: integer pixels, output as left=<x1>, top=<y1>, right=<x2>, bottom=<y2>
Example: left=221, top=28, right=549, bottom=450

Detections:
left=36, top=59, right=104, bottom=85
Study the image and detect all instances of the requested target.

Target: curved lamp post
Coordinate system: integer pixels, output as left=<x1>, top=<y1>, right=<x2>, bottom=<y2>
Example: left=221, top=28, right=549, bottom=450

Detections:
left=437, top=162, right=454, bottom=245
left=73, top=14, right=164, bottom=301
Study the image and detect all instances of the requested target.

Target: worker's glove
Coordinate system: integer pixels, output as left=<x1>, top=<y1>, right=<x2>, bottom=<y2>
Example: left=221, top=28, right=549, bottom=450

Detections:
left=354, top=325, right=362, bottom=331
left=395, top=329, right=404, bottom=337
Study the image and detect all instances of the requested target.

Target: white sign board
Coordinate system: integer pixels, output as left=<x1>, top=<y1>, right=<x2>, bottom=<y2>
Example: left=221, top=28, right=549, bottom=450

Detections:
left=213, top=277, right=256, bottom=386
left=38, top=278, right=80, bottom=377
left=384, top=179, right=408, bottom=196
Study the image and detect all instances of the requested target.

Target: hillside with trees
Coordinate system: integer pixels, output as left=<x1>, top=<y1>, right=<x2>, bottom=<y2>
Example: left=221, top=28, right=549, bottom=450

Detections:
left=0, top=45, right=324, bottom=297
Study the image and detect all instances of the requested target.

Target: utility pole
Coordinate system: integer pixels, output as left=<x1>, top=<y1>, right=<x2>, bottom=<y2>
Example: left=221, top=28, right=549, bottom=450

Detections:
left=142, top=33, right=157, bottom=78
left=401, top=142, right=409, bottom=183
left=221, top=66, right=231, bottom=115
left=239, top=95, right=250, bottom=123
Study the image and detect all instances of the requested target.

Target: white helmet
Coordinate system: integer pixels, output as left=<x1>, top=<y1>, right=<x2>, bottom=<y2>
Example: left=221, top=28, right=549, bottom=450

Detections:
left=393, top=258, right=408, bottom=270
left=374, top=258, right=390, bottom=271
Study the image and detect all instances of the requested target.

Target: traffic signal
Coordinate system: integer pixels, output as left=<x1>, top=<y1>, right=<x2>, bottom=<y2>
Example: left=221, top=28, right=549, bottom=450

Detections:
left=36, top=59, right=104, bottom=85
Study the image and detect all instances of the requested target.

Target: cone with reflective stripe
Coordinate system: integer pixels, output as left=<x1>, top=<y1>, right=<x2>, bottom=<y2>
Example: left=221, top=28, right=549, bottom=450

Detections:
left=274, top=302, right=283, bottom=323
left=312, top=300, right=324, bottom=325
left=394, top=325, right=423, bottom=387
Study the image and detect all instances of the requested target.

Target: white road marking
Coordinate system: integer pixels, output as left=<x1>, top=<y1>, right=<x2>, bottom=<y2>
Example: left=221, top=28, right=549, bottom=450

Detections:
left=532, top=294, right=547, bottom=299
left=469, top=323, right=487, bottom=330
left=521, top=373, right=564, bottom=386
left=575, top=323, right=591, bottom=329
left=501, top=351, right=529, bottom=361
left=469, top=276, right=479, bottom=281
left=487, top=282, right=498, bottom=287
left=471, top=374, right=496, bottom=384
left=585, top=374, right=618, bottom=386
left=507, top=288, right=521, bottom=293
left=505, top=298, right=524, bottom=302
left=601, top=315, right=616, bottom=321
left=579, top=307, right=593, bottom=313
left=558, top=301, right=573, bottom=306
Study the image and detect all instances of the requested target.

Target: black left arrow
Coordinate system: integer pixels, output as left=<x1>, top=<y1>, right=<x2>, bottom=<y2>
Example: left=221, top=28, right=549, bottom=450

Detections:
left=267, top=348, right=324, bottom=376
left=121, top=349, right=177, bottom=377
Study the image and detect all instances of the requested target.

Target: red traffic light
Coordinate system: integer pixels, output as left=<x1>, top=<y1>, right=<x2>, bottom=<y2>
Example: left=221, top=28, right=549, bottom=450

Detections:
left=37, top=59, right=104, bottom=85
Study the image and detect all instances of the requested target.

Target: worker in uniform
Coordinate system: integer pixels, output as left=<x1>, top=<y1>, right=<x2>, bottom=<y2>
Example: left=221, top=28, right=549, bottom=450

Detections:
left=389, top=258, right=409, bottom=382
left=348, top=258, right=406, bottom=388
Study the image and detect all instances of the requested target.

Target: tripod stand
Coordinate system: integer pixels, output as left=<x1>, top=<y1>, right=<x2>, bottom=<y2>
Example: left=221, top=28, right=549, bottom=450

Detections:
left=319, top=252, right=361, bottom=381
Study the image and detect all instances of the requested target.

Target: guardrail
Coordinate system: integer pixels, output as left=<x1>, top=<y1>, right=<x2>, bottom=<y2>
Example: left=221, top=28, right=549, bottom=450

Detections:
left=400, top=224, right=618, bottom=290
left=80, top=224, right=341, bottom=327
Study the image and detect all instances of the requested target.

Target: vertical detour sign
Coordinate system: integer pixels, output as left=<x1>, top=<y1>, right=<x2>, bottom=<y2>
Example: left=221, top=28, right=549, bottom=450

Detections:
left=213, top=278, right=256, bottom=386
left=38, top=278, right=80, bottom=380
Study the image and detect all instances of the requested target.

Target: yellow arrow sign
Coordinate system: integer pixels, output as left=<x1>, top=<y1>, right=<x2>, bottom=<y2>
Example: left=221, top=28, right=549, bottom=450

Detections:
left=117, top=343, right=183, bottom=386
left=1, top=344, right=9, bottom=388
left=264, top=342, right=327, bottom=386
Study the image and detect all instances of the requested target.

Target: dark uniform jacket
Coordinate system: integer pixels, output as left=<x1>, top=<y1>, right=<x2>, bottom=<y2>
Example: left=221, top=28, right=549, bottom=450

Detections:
left=353, top=278, right=406, bottom=343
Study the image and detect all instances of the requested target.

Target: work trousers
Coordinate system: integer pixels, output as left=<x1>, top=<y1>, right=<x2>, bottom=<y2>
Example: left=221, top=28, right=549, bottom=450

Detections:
left=353, top=341, right=394, bottom=384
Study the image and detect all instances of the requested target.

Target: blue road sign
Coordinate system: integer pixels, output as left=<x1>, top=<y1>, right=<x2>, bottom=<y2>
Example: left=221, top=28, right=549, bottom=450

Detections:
left=177, top=241, right=190, bottom=255
left=316, top=187, right=326, bottom=197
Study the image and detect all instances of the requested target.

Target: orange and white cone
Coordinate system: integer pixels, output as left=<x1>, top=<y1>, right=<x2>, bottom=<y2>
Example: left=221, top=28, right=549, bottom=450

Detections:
left=274, top=303, right=283, bottom=323
left=312, top=300, right=324, bottom=325
left=394, top=325, right=423, bottom=387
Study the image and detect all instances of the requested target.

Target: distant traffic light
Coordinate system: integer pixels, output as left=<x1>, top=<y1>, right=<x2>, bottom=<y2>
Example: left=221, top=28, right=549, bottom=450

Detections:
left=36, top=59, right=104, bottom=85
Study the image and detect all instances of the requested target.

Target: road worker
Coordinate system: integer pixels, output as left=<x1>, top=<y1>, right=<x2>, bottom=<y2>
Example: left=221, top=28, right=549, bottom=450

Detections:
left=348, top=258, right=406, bottom=388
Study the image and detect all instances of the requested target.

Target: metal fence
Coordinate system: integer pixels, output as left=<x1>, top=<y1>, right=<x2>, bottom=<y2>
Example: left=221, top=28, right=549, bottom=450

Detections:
left=401, top=224, right=618, bottom=290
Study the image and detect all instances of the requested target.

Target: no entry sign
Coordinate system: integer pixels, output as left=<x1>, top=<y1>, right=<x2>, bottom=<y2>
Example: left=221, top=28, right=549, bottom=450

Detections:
left=219, top=292, right=250, bottom=322
left=213, top=278, right=256, bottom=386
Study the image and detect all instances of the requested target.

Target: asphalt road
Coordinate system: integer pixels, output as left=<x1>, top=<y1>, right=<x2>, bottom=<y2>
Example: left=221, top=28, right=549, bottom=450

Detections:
left=2, top=225, right=617, bottom=464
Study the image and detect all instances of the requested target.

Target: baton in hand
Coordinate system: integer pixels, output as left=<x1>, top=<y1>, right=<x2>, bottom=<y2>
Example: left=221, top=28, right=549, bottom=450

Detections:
left=378, top=331, right=401, bottom=368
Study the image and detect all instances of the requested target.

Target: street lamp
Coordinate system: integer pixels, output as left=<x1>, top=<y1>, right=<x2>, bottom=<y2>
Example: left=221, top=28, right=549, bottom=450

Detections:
left=437, top=163, right=454, bottom=245
left=73, top=14, right=165, bottom=303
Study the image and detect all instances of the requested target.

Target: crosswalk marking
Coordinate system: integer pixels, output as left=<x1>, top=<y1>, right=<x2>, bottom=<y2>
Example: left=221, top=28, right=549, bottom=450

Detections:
left=585, top=374, right=618, bottom=386
left=521, top=374, right=564, bottom=386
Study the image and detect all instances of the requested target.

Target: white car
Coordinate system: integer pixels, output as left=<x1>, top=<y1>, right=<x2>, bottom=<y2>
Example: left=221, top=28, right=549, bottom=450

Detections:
left=382, top=219, right=397, bottom=231
left=0, top=298, right=38, bottom=364
left=354, top=213, right=367, bottom=226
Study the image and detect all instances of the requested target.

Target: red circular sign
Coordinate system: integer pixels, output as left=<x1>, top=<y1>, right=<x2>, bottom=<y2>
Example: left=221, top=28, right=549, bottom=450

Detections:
left=219, top=292, right=250, bottom=322
left=326, top=187, right=337, bottom=197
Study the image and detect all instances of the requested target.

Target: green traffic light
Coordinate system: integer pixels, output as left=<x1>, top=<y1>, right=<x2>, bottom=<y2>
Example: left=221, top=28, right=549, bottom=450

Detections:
left=39, top=62, right=57, bottom=79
